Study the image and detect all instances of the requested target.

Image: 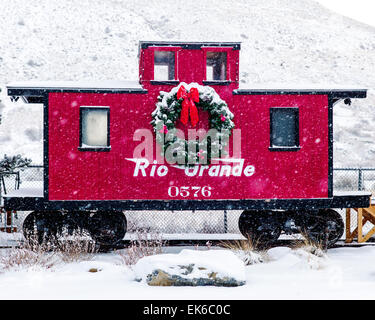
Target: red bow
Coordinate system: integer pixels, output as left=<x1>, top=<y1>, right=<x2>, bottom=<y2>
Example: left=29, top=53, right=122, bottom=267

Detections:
left=177, top=85, right=199, bottom=127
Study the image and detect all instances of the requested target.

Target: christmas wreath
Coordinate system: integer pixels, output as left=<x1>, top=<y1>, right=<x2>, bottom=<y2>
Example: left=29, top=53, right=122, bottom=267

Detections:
left=151, top=83, right=235, bottom=166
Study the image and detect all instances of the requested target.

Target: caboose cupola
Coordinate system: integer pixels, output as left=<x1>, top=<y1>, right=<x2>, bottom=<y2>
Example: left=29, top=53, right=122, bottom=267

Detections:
left=138, top=41, right=240, bottom=86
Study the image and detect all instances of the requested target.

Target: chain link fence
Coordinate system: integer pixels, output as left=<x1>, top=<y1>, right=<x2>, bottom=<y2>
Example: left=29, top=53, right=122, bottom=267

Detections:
left=333, top=168, right=375, bottom=194
left=0, top=166, right=374, bottom=237
left=0, top=166, right=44, bottom=233
left=0, top=166, right=43, bottom=204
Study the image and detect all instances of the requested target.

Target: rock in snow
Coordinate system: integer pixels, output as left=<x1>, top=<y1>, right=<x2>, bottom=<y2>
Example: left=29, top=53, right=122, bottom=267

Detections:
left=134, top=249, right=246, bottom=286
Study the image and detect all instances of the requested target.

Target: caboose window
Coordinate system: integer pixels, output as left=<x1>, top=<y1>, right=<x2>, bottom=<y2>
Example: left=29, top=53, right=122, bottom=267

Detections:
left=269, top=108, right=300, bottom=151
left=206, top=52, right=227, bottom=81
left=154, top=51, right=175, bottom=80
left=79, top=107, right=110, bottom=151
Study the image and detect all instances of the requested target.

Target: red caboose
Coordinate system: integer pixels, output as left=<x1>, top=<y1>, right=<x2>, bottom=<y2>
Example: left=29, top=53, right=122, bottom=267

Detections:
left=5, top=41, right=370, bottom=246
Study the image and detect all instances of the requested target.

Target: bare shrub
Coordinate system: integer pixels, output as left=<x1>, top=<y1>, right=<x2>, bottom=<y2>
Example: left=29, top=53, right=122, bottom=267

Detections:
left=0, top=229, right=98, bottom=271
left=0, top=234, right=57, bottom=271
left=118, top=231, right=166, bottom=266
left=220, top=236, right=268, bottom=265
left=291, top=236, right=328, bottom=270
left=55, top=228, right=98, bottom=263
left=292, top=234, right=326, bottom=257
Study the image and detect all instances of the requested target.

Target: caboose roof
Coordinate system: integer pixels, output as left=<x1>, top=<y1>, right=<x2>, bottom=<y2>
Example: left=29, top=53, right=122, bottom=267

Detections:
left=138, top=41, right=241, bottom=53
left=7, top=80, right=143, bottom=91
left=234, top=86, right=367, bottom=99
left=7, top=80, right=147, bottom=102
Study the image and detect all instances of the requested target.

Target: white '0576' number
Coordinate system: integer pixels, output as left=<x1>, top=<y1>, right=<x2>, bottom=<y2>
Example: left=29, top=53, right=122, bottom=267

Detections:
left=167, top=186, right=212, bottom=198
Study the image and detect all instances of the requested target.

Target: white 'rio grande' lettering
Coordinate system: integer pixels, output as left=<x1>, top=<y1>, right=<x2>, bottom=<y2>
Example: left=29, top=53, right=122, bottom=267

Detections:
left=126, top=158, right=255, bottom=177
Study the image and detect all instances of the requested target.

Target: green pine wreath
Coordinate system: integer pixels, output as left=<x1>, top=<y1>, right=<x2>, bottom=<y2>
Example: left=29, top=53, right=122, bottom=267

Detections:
left=151, top=82, right=235, bottom=166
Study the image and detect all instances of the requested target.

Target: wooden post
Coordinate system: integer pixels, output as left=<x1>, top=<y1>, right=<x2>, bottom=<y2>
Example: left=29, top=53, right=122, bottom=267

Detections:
left=6, top=210, right=11, bottom=233
left=3, top=210, right=17, bottom=233
left=357, top=207, right=363, bottom=243
left=345, top=208, right=351, bottom=243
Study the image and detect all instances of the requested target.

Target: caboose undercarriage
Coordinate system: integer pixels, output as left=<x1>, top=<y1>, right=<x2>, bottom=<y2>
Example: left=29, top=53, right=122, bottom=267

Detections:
left=4, top=190, right=371, bottom=247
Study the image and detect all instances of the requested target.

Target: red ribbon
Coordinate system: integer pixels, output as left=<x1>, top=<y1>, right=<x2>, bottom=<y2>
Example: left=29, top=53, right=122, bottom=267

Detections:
left=177, top=85, right=199, bottom=127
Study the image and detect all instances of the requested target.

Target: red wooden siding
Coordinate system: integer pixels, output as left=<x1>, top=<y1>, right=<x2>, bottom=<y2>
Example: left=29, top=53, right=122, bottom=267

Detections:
left=48, top=91, right=328, bottom=201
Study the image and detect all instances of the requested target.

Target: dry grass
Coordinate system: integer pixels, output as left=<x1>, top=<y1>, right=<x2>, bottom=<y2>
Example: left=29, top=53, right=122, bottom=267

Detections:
left=292, top=230, right=327, bottom=256
left=220, top=236, right=268, bottom=265
left=292, top=235, right=326, bottom=258
left=55, top=228, right=98, bottom=263
left=0, top=229, right=98, bottom=271
left=0, top=235, right=57, bottom=271
left=117, top=231, right=166, bottom=266
left=290, top=236, right=328, bottom=270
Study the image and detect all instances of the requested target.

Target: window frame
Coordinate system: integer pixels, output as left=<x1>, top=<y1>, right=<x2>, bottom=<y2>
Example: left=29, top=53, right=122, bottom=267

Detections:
left=78, top=106, right=111, bottom=152
left=269, top=107, right=301, bottom=152
left=202, top=47, right=231, bottom=84
left=152, top=48, right=179, bottom=83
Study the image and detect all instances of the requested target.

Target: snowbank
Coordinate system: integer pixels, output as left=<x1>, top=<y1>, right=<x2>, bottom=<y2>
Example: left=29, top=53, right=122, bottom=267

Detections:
left=0, top=245, right=374, bottom=298
left=134, top=249, right=246, bottom=285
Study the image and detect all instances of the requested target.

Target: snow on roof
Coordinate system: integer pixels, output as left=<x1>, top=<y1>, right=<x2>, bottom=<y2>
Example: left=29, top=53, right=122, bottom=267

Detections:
left=237, top=83, right=367, bottom=90
left=234, top=84, right=367, bottom=98
left=7, top=80, right=143, bottom=90
left=139, top=41, right=241, bottom=49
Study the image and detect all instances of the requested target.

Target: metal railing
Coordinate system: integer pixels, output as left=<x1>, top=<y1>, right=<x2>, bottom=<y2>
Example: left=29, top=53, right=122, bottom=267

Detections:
left=0, top=165, right=43, bottom=204
left=0, top=166, right=374, bottom=235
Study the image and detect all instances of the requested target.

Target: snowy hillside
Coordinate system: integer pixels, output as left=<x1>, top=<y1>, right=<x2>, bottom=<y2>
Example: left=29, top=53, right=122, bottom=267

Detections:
left=0, top=0, right=375, bottom=166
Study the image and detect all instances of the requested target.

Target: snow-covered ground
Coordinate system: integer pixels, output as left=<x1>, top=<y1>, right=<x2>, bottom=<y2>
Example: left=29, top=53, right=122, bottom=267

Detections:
left=0, top=0, right=375, bottom=166
left=1, top=245, right=375, bottom=299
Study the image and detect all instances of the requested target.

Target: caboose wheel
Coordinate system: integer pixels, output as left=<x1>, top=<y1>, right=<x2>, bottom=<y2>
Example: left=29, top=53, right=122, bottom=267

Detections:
left=238, top=210, right=282, bottom=243
left=23, top=211, right=63, bottom=245
left=303, top=209, right=344, bottom=247
left=87, top=211, right=127, bottom=245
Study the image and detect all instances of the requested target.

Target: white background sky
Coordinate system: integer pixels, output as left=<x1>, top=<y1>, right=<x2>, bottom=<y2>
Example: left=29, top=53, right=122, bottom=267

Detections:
left=316, top=0, right=375, bottom=27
